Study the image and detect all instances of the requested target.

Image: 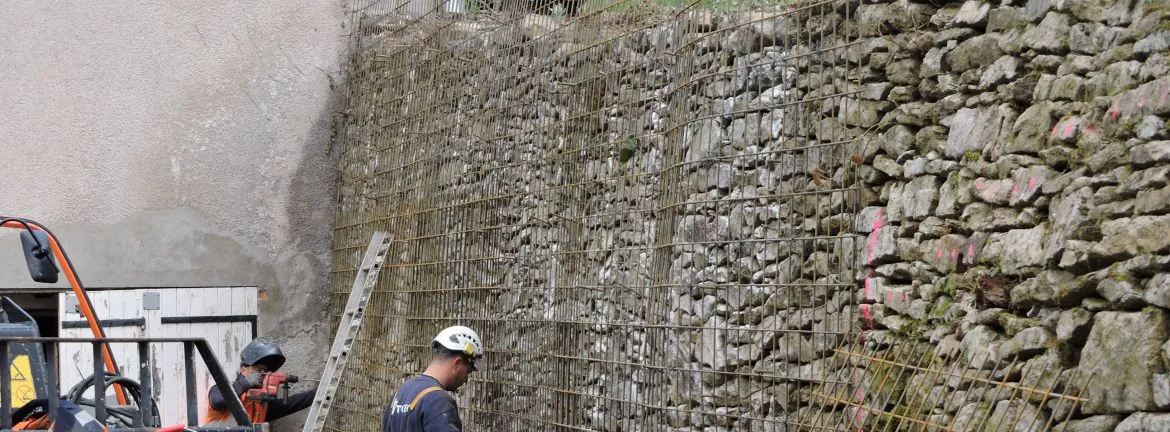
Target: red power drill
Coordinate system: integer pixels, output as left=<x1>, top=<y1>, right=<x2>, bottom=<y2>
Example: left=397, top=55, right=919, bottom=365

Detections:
left=242, top=372, right=300, bottom=423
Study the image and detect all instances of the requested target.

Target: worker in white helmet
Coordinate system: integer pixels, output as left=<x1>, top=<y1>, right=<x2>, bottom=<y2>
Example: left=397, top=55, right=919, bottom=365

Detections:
left=382, top=325, right=484, bottom=432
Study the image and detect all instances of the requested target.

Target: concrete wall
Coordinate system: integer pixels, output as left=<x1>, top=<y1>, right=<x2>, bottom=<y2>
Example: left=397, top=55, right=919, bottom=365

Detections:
left=0, top=2, right=347, bottom=428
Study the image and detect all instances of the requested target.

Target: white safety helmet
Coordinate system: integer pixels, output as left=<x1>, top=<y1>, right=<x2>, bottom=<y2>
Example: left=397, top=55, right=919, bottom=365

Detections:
left=433, top=325, right=484, bottom=359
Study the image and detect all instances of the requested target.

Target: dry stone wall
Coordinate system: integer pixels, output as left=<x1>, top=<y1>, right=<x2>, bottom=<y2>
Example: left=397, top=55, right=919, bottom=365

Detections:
left=332, top=0, right=1170, bottom=430
left=847, top=0, right=1170, bottom=430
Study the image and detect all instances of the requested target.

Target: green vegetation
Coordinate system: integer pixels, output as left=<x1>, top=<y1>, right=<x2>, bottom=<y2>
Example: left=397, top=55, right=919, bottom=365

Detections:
left=1067, top=148, right=1085, bottom=169
left=948, top=169, right=961, bottom=184
left=928, top=296, right=953, bottom=320
left=940, top=274, right=958, bottom=297
left=1118, top=116, right=1142, bottom=134
left=1109, top=263, right=1131, bottom=282
left=618, top=135, right=638, bottom=163
left=550, top=3, right=569, bottom=19
left=894, top=318, right=927, bottom=340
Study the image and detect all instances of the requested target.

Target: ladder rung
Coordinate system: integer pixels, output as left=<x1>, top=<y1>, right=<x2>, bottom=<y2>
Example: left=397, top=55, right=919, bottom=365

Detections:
left=302, top=232, right=391, bottom=432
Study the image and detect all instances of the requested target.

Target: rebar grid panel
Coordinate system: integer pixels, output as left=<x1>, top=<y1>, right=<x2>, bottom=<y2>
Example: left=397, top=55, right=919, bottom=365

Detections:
left=805, top=342, right=1092, bottom=432
left=330, top=0, right=867, bottom=430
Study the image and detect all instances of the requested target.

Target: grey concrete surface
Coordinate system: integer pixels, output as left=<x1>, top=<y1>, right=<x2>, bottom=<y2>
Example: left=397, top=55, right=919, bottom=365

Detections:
left=0, top=2, right=349, bottom=429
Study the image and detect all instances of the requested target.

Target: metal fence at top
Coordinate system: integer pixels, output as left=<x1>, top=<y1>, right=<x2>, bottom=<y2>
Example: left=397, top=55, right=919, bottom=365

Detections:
left=323, top=0, right=1084, bottom=430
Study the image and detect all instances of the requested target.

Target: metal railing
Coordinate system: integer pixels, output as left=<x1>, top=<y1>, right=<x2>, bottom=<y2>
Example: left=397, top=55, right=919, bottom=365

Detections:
left=1, top=337, right=255, bottom=432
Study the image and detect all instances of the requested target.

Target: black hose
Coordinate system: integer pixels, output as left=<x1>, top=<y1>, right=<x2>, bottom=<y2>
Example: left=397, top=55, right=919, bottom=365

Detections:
left=69, top=374, right=144, bottom=403
left=70, top=399, right=139, bottom=425
left=68, top=373, right=162, bottom=428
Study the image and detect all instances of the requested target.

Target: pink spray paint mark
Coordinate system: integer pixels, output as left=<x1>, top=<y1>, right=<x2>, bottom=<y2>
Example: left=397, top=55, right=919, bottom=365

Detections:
left=1161, top=86, right=1169, bottom=106
left=1028, top=177, right=1036, bottom=190
left=1013, top=183, right=1020, bottom=193
left=901, top=292, right=907, bottom=302
left=1063, top=123, right=1075, bottom=139
left=887, top=291, right=894, bottom=302
left=851, top=369, right=869, bottom=430
left=951, top=248, right=958, bottom=259
left=860, top=304, right=875, bottom=329
left=1111, top=109, right=1121, bottom=122
left=853, top=381, right=866, bottom=405
left=968, top=244, right=975, bottom=256
left=852, top=367, right=870, bottom=432
left=1050, top=124, right=1060, bottom=136
left=1085, top=121, right=1095, bottom=133
left=866, top=231, right=878, bottom=265
left=1138, top=96, right=1146, bottom=110
left=866, top=209, right=885, bottom=265
left=937, top=248, right=944, bottom=258
left=975, top=180, right=985, bottom=190
left=853, top=399, right=868, bottom=432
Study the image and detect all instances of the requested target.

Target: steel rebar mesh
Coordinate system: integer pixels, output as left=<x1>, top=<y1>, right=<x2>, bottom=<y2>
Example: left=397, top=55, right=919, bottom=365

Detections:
left=806, top=341, right=1092, bottom=432
left=321, top=0, right=948, bottom=430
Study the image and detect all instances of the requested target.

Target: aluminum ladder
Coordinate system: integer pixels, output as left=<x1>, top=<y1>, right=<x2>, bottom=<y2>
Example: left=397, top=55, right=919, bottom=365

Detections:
left=302, top=231, right=391, bottom=432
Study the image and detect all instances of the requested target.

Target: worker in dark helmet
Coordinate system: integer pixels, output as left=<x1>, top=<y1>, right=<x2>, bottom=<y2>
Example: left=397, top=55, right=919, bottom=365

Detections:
left=203, top=337, right=318, bottom=426
left=382, top=325, right=484, bottom=432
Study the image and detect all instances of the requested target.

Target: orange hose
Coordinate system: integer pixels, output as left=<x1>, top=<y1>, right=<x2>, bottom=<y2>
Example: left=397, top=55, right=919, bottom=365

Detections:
left=2, top=220, right=130, bottom=405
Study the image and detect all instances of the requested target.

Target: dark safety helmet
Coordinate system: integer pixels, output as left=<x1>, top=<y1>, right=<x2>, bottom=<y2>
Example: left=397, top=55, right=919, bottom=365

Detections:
left=240, top=337, right=286, bottom=371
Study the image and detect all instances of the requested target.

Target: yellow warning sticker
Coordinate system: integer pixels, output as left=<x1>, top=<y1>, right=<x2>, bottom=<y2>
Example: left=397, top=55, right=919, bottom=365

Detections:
left=8, top=355, right=37, bottom=406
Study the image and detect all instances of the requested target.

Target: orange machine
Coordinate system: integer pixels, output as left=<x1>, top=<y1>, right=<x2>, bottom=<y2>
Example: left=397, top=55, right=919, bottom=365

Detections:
left=2, top=215, right=261, bottom=431
left=1, top=215, right=129, bottom=405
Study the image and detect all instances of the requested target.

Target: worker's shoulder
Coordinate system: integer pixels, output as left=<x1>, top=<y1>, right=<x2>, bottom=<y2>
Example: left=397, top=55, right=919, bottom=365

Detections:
left=397, top=376, right=449, bottom=398
left=392, top=376, right=453, bottom=411
left=416, top=386, right=451, bottom=405
left=400, top=374, right=440, bottom=388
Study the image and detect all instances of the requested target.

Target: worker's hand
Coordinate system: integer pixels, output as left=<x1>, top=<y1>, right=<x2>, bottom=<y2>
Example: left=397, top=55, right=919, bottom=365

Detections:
left=244, top=372, right=264, bottom=388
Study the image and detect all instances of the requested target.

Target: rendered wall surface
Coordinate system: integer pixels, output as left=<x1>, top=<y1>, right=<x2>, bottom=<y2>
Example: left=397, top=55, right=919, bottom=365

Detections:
left=0, top=3, right=348, bottom=429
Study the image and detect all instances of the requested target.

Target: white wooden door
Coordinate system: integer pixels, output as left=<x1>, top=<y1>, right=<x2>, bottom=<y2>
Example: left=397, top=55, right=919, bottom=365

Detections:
left=58, top=287, right=258, bottom=426
left=58, top=290, right=147, bottom=402
left=153, top=287, right=257, bottom=426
